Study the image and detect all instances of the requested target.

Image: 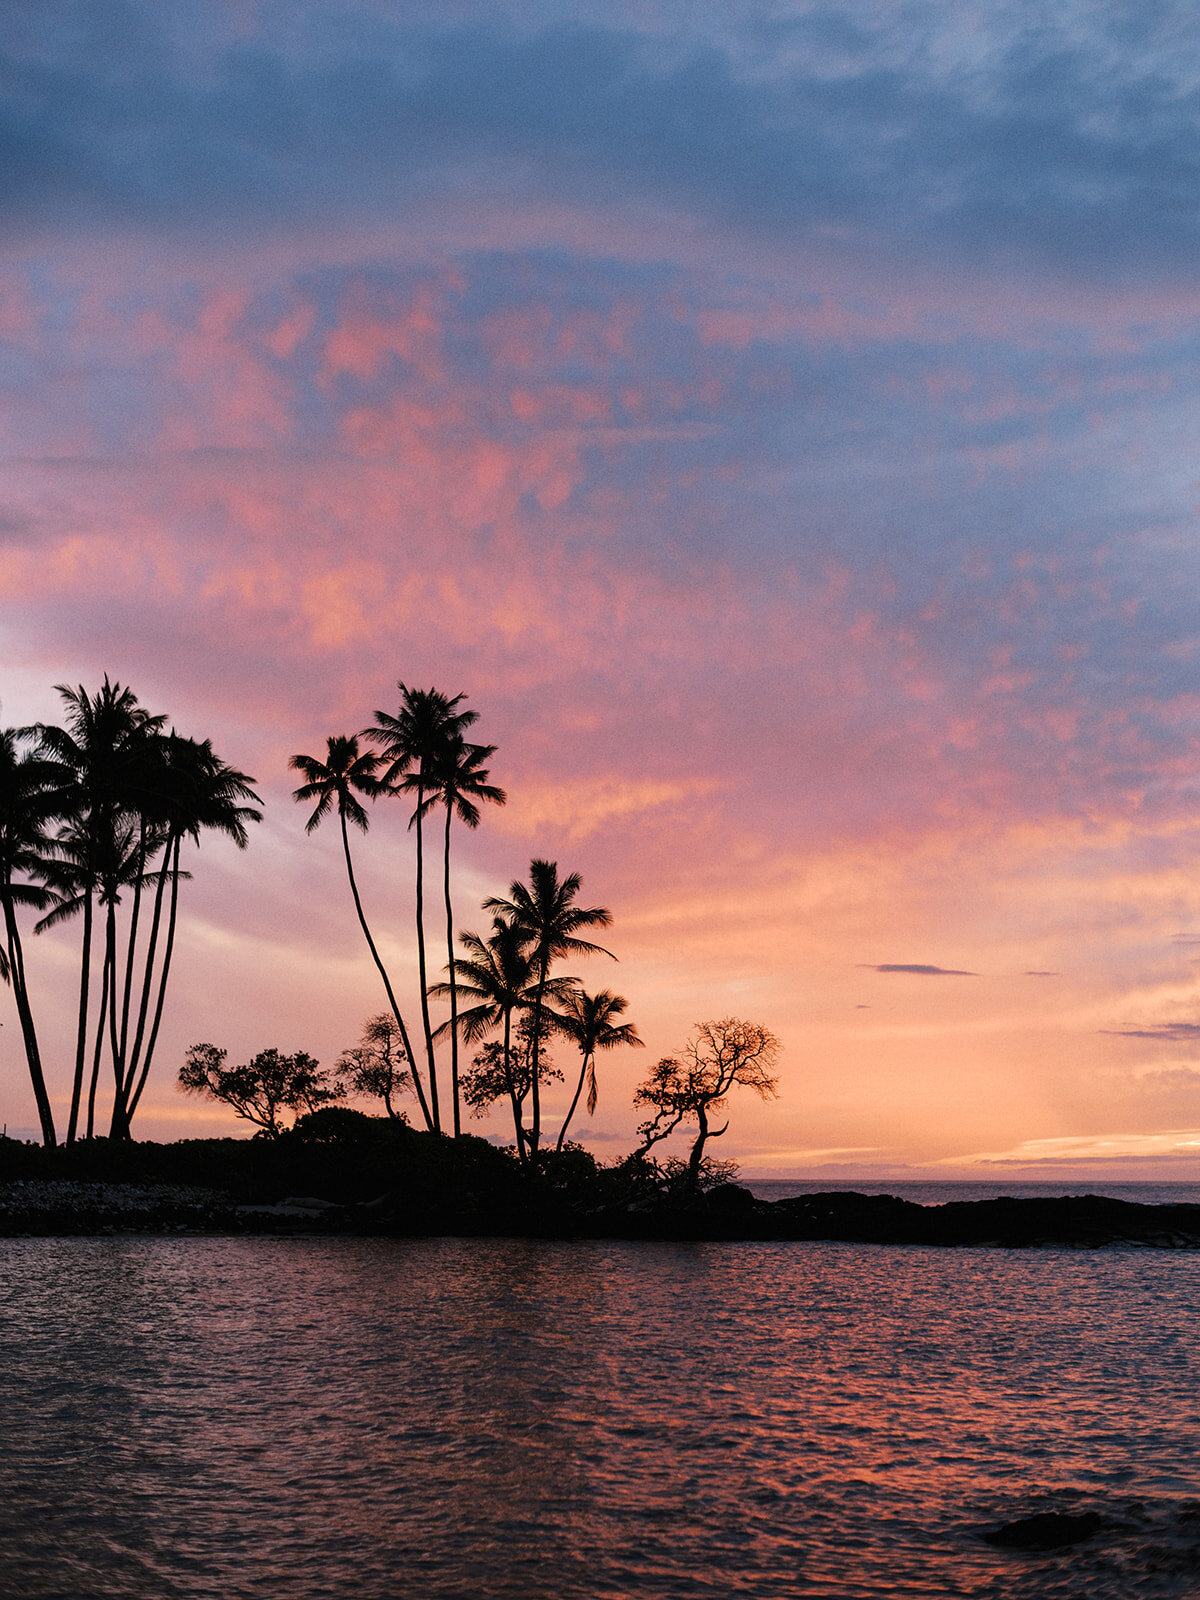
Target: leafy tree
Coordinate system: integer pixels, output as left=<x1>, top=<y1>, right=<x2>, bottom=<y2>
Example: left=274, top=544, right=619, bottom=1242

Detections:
left=461, top=1011, right=563, bottom=1137
left=290, top=734, right=431, bottom=1130
left=337, top=1013, right=412, bottom=1119
left=633, top=1018, right=781, bottom=1193
left=484, top=859, right=612, bottom=1161
left=552, top=988, right=642, bottom=1153
left=366, top=685, right=479, bottom=1134
left=179, top=1043, right=344, bottom=1138
left=291, top=1105, right=376, bottom=1143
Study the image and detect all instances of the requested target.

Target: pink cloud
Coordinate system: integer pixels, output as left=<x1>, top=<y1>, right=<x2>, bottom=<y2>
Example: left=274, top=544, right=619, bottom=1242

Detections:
left=5, top=242, right=1200, bottom=1163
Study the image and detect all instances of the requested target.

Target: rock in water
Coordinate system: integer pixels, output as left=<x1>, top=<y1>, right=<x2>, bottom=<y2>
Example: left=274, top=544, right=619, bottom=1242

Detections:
left=983, top=1511, right=1104, bottom=1550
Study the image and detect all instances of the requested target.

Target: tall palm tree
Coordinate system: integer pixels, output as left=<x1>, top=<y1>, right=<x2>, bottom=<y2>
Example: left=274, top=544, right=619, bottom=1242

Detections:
left=36, top=810, right=143, bottom=1140
left=120, top=735, right=262, bottom=1133
left=33, top=814, right=102, bottom=1143
left=0, top=728, right=70, bottom=1146
left=290, top=734, right=432, bottom=1132
left=552, top=988, right=642, bottom=1153
left=33, top=679, right=163, bottom=1142
left=429, top=917, right=575, bottom=1159
left=25, top=683, right=262, bottom=1142
left=365, top=685, right=478, bottom=1134
left=418, top=738, right=506, bottom=1137
left=485, top=859, right=613, bottom=1162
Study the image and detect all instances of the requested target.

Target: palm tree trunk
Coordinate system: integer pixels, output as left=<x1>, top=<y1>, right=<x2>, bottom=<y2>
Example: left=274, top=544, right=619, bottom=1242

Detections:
left=443, top=804, right=461, bottom=1138
left=66, top=889, right=93, bottom=1144
left=116, top=817, right=146, bottom=1092
left=528, top=960, right=548, bottom=1162
left=126, top=834, right=182, bottom=1124
left=106, top=900, right=129, bottom=1139
left=124, top=836, right=172, bottom=1097
left=413, top=782, right=440, bottom=1131
left=86, top=938, right=112, bottom=1140
left=556, top=1049, right=592, bottom=1154
left=1, top=879, right=56, bottom=1147
left=339, top=811, right=434, bottom=1133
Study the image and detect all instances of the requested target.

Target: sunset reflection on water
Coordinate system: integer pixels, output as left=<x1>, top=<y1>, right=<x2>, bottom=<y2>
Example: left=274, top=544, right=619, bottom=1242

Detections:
left=1, top=1237, right=1197, bottom=1598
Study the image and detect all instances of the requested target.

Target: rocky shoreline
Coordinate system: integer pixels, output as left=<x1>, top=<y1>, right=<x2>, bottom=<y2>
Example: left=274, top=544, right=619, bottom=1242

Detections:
left=3, top=1178, right=1200, bottom=1247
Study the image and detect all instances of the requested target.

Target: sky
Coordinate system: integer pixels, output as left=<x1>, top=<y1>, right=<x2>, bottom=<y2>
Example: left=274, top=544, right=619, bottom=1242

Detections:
left=5, top=0, right=1200, bottom=1177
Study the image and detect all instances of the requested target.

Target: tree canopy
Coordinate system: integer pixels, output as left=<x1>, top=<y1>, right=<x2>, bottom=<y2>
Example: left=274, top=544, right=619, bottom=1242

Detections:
left=633, top=1018, right=781, bottom=1192
left=180, top=1043, right=343, bottom=1138
left=0, top=680, right=261, bottom=1145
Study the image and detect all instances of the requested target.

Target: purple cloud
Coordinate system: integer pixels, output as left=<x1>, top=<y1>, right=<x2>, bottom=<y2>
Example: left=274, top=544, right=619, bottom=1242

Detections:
left=860, top=964, right=978, bottom=977
left=1104, top=1023, right=1200, bottom=1042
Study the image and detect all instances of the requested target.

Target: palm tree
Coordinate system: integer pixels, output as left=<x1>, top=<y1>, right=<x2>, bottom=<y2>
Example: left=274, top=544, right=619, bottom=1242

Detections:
left=100, top=815, right=163, bottom=1138
left=552, top=988, right=642, bottom=1153
left=0, top=728, right=70, bottom=1146
left=24, top=683, right=262, bottom=1141
left=484, top=860, right=613, bottom=1162
left=33, top=814, right=103, bottom=1143
left=37, top=811, right=144, bottom=1140
left=291, top=735, right=432, bottom=1132
left=429, top=918, right=575, bottom=1159
left=120, top=735, right=262, bottom=1133
left=365, top=685, right=478, bottom=1134
left=33, top=679, right=164, bottom=1142
left=418, top=738, right=506, bottom=1137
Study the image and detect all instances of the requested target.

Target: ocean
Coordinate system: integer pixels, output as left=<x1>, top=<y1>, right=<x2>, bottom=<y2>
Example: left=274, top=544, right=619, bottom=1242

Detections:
left=2, top=1230, right=1198, bottom=1598
left=745, top=1179, right=1200, bottom=1207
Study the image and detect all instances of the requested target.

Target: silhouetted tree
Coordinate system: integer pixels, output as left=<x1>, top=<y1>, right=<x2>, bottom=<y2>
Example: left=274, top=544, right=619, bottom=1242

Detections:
left=429, top=917, right=575, bottom=1161
left=0, top=728, right=69, bottom=1145
left=417, top=736, right=505, bottom=1138
left=485, top=860, right=612, bottom=1162
left=33, top=679, right=163, bottom=1140
left=179, top=1042, right=343, bottom=1138
left=552, top=988, right=642, bottom=1153
left=633, top=1018, right=781, bottom=1193
left=118, top=735, right=261, bottom=1137
left=366, top=685, right=479, bottom=1134
left=337, top=1013, right=412, bottom=1119
left=32, top=683, right=261, bottom=1141
left=461, top=1011, right=563, bottom=1139
left=34, top=812, right=106, bottom=1140
left=290, top=734, right=432, bottom=1131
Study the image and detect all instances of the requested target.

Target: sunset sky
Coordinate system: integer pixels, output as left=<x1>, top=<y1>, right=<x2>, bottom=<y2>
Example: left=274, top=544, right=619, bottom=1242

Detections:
left=5, top=1, right=1200, bottom=1177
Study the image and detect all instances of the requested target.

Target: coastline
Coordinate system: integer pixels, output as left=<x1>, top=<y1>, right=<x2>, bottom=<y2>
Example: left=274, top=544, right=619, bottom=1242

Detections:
left=4, top=1177, right=1200, bottom=1248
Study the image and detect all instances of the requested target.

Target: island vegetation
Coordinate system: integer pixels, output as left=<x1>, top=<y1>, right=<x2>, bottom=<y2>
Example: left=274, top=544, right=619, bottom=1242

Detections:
left=0, top=675, right=786, bottom=1229
left=0, top=679, right=261, bottom=1147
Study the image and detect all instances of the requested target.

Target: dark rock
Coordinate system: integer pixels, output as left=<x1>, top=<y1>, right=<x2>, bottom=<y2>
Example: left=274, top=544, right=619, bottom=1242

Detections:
left=983, top=1511, right=1105, bottom=1550
left=696, top=1182, right=759, bottom=1212
left=757, top=1192, right=1200, bottom=1250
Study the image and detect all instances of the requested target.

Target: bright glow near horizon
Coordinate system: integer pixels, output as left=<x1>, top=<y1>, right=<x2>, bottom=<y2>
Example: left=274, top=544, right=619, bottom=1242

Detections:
left=5, top=2, right=1200, bottom=1177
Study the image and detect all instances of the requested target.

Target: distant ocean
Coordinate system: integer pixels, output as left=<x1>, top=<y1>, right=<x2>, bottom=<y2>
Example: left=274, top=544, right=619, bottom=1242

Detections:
left=745, top=1178, right=1200, bottom=1207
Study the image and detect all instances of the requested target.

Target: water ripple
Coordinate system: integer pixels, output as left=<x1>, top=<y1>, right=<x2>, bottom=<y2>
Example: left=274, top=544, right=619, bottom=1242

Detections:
left=0, top=1239, right=1198, bottom=1597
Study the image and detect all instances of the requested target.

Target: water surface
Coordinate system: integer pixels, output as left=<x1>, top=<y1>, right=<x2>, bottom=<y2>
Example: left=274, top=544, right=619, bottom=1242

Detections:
left=746, top=1179, right=1200, bottom=1207
left=2, top=1237, right=1198, bottom=1599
